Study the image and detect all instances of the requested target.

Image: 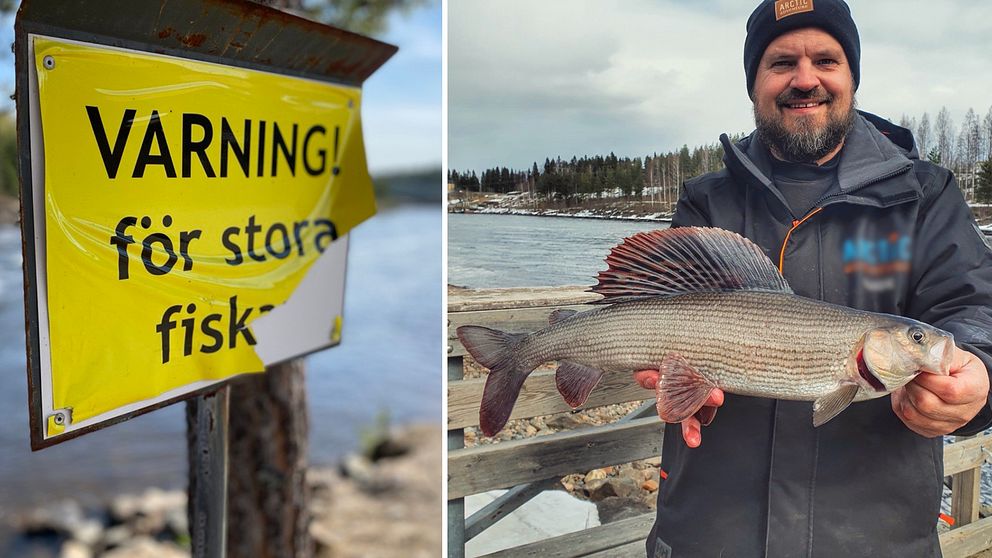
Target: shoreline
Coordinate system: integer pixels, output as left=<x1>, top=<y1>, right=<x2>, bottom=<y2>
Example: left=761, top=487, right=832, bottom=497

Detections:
left=449, top=207, right=673, bottom=224
left=2, top=423, right=441, bottom=558
left=449, top=205, right=992, bottom=231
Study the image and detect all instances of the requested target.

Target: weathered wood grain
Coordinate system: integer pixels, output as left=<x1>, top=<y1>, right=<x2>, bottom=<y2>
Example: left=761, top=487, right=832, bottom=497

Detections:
left=447, top=370, right=650, bottom=429
left=943, top=435, right=992, bottom=476
left=583, top=541, right=648, bottom=558
left=951, top=466, right=982, bottom=528
left=463, top=402, right=657, bottom=542
left=940, top=516, right=992, bottom=558
left=449, top=356, right=467, bottom=558
left=478, top=513, right=655, bottom=558
left=448, top=417, right=662, bottom=500
left=449, top=285, right=600, bottom=313
left=470, top=509, right=992, bottom=558
left=448, top=286, right=602, bottom=357
left=464, top=477, right=561, bottom=541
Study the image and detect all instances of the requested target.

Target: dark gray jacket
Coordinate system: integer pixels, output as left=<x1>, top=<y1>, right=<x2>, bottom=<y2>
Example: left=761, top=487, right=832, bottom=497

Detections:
left=646, top=111, right=992, bottom=558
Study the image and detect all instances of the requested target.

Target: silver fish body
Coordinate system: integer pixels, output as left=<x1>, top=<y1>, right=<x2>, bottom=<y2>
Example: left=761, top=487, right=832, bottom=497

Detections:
left=518, top=291, right=924, bottom=402
left=457, top=227, right=955, bottom=437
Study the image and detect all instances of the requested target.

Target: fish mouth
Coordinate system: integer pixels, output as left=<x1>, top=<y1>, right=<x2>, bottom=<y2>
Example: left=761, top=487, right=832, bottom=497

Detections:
left=921, top=338, right=954, bottom=376
left=856, top=350, right=886, bottom=392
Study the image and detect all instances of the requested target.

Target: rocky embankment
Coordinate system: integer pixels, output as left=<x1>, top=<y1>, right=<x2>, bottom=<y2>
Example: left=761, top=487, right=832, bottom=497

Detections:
left=4, top=424, right=441, bottom=558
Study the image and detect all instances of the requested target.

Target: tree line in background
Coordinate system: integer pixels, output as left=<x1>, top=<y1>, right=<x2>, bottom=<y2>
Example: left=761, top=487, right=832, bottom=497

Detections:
left=451, top=105, right=992, bottom=207
left=448, top=137, right=743, bottom=209
left=898, top=107, right=992, bottom=204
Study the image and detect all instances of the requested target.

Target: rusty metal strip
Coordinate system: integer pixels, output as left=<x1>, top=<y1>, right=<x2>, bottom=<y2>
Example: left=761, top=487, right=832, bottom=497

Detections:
left=16, top=0, right=397, bottom=87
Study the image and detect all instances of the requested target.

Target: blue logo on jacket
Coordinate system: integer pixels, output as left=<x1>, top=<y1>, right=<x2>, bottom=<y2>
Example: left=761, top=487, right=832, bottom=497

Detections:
left=842, top=233, right=911, bottom=292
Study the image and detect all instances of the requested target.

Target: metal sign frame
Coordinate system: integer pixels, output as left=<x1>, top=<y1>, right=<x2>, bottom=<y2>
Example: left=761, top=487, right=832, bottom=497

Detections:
left=15, top=0, right=397, bottom=450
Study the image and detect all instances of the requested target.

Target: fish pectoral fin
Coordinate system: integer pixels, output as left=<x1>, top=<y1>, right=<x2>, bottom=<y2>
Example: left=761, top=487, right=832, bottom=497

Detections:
left=555, top=361, right=605, bottom=408
left=812, top=384, right=859, bottom=427
left=549, top=309, right=579, bottom=325
left=694, top=405, right=718, bottom=427
left=656, top=353, right=717, bottom=423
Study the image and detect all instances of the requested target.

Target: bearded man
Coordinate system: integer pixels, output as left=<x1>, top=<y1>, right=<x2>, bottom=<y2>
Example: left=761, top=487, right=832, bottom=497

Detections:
left=638, top=1, right=992, bottom=556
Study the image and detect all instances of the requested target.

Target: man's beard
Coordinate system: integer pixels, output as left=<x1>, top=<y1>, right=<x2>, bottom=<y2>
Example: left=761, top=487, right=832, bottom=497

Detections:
left=754, top=88, right=857, bottom=164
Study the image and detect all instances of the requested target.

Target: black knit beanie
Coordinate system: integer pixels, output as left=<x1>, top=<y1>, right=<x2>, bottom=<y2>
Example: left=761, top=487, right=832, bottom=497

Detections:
left=743, top=0, right=860, bottom=99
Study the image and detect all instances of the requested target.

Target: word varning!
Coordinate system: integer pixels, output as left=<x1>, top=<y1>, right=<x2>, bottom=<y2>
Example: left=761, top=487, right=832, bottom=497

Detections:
left=86, top=106, right=340, bottom=179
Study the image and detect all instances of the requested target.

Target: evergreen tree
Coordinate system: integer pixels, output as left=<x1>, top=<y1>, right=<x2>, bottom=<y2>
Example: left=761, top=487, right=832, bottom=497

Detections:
left=977, top=160, right=992, bottom=204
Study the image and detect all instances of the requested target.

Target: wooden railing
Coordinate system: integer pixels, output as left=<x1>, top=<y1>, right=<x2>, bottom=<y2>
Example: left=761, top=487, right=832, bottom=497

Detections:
left=447, top=285, right=992, bottom=558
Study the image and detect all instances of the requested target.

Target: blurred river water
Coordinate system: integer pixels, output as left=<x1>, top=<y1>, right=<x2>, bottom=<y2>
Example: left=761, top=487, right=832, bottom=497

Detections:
left=0, top=205, right=441, bottom=520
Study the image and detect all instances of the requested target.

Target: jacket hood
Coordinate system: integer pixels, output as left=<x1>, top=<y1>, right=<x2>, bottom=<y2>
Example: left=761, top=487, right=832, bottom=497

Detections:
left=720, top=110, right=917, bottom=202
left=858, top=110, right=918, bottom=159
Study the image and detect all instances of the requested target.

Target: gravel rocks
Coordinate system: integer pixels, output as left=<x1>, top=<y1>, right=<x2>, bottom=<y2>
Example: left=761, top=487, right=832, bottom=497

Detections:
left=6, top=424, right=441, bottom=558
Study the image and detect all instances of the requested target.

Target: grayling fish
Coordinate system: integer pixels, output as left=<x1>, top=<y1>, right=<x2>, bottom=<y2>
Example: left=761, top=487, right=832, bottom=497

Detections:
left=457, top=227, right=954, bottom=437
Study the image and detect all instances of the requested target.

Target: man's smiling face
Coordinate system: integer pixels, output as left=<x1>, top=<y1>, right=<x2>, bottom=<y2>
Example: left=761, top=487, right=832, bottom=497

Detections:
left=752, top=27, right=857, bottom=164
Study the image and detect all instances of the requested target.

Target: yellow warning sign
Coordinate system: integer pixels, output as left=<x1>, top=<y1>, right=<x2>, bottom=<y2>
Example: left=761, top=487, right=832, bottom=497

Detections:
left=33, top=36, right=376, bottom=436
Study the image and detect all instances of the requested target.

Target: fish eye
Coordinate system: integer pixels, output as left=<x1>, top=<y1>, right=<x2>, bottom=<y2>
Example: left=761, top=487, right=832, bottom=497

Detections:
left=909, top=327, right=926, bottom=344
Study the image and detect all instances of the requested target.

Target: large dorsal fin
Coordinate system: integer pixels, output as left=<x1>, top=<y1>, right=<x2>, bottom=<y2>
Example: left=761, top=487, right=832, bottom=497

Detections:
left=590, top=227, right=792, bottom=303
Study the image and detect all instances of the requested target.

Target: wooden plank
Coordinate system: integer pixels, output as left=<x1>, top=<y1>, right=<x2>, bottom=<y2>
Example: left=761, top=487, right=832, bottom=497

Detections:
left=479, top=513, right=655, bottom=558
left=448, top=304, right=593, bottom=357
left=449, top=285, right=600, bottom=313
left=949, top=435, right=985, bottom=529
left=951, top=466, right=981, bottom=527
left=448, top=356, right=467, bottom=558
left=474, top=511, right=992, bottom=558
left=464, top=402, right=657, bottom=542
left=943, top=434, right=992, bottom=476
left=464, top=477, right=561, bottom=541
left=583, top=541, right=647, bottom=558
left=448, top=370, right=651, bottom=429
left=448, top=417, right=662, bottom=500
left=940, top=516, right=992, bottom=558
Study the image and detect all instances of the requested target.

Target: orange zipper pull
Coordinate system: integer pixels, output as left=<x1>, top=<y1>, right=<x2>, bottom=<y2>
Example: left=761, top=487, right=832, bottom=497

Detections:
left=778, top=207, right=824, bottom=272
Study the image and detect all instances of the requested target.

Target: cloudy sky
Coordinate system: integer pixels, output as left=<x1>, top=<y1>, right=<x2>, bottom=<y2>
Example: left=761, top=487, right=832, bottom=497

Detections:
left=448, top=0, right=992, bottom=174
left=362, top=1, right=441, bottom=174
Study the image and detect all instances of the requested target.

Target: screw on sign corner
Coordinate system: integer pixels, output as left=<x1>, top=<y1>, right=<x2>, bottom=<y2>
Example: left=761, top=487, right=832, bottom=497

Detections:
left=51, top=408, right=71, bottom=426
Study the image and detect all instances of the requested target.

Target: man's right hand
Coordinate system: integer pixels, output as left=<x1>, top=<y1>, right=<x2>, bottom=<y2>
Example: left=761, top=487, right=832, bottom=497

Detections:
left=633, top=369, right=724, bottom=448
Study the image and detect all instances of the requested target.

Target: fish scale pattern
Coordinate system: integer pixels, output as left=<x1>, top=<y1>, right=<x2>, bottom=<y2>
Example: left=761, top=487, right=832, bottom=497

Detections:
left=519, top=291, right=888, bottom=402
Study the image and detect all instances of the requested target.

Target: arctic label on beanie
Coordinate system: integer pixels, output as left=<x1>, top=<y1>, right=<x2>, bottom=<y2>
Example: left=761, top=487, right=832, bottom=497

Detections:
left=776, top=0, right=813, bottom=20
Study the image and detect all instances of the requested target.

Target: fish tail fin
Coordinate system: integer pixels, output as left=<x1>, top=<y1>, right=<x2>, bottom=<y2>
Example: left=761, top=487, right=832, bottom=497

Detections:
left=457, top=325, right=532, bottom=436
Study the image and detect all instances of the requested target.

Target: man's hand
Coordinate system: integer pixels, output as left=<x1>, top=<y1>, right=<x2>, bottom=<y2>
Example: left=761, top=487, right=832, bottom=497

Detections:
left=891, top=346, right=990, bottom=438
left=634, top=369, right=724, bottom=448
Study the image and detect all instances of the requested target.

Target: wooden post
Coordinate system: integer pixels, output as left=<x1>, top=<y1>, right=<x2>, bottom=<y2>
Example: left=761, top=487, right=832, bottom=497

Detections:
left=225, top=361, right=313, bottom=557
left=951, top=435, right=982, bottom=528
left=448, top=353, right=466, bottom=558
left=187, top=386, right=230, bottom=558
left=950, top=467, right=982, bottom=527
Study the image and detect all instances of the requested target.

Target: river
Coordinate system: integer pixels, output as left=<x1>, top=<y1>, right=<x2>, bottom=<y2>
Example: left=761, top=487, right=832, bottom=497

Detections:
left=447, top=213, right=668, bottom=289
left=0, top=205, right=441, bottom=522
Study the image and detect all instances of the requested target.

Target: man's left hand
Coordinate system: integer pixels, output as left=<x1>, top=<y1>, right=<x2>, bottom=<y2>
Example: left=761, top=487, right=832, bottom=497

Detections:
left=891, top=346, right=990, bottom=438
